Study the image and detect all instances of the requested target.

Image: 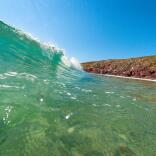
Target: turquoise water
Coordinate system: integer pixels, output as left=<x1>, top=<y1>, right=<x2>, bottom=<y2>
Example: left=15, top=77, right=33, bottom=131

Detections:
left=0, top=21, right=156, bottom=156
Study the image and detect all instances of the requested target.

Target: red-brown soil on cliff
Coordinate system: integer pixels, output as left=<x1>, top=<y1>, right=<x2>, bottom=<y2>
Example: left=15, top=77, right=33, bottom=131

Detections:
left=81, top=56, right=156, bottom=79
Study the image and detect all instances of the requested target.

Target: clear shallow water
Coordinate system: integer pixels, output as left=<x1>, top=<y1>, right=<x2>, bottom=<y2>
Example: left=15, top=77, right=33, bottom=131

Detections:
left=0, top=21, right=156, bottom=156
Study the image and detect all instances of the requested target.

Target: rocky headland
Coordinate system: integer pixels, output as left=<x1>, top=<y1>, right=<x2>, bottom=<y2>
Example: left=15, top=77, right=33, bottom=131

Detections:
left=81, top=56, right=156, bottom=80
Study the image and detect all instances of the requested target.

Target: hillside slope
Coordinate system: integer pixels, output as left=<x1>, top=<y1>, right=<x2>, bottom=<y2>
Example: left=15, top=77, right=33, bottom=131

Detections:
left=81, top=56, right=156, bottom=79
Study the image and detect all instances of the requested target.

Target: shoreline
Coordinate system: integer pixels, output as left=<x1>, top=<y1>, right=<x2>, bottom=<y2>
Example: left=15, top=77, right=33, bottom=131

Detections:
left=81, top=55, right=156, bottom=82
left=96, top=74, right=156, bottom=82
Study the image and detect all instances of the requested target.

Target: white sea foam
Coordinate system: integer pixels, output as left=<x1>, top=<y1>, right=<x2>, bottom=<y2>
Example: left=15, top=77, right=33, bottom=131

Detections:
left=4, top=72, right=18, bottom=77
left=71, top=97, right=77, bottom=100
left=66, top=92, right=71, bottom=96
left=70, top=57, right=82, bottom=70
left=0, top=84, right=24, bottom=89
left=61, top=56, right=82, bottom=70
left=105, top=91, right=114, bottom=94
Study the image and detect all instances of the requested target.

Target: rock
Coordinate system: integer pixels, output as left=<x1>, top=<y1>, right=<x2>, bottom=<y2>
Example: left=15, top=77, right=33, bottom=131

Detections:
left=114, top=143, right=136, bottom=156
left=140, top=71, right=151, bottom=77
left=81, top=56, right=156, bottom=80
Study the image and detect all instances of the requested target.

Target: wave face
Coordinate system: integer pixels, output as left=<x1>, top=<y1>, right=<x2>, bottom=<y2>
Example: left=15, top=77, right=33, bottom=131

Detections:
left=0, top=21, right=156, bottom=156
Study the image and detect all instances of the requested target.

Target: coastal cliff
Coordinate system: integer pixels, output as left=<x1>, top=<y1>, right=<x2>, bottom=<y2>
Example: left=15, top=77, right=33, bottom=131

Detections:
left=81, top=56, right=156, bottom=79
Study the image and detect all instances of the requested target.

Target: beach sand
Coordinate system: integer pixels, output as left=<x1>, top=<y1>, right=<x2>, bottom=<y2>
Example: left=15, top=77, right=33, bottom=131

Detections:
left=100, top=74, right=156, bottom=82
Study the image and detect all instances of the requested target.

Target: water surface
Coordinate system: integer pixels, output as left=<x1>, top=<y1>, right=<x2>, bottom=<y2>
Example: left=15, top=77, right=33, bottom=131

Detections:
left=0, top=21, right=156, bottom=156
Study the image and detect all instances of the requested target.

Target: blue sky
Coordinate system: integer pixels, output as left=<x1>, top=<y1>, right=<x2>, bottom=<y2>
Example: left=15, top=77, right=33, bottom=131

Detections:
left=0, top=0, right=156, bottom=62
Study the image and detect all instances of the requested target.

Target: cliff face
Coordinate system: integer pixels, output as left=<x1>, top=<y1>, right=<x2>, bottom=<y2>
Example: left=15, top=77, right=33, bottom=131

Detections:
left=81, top=56, right=156, bottom=79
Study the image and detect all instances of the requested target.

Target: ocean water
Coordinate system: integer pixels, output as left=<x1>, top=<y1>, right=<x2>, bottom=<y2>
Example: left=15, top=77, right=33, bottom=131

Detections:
left=0, top=21, right=156, bottom=156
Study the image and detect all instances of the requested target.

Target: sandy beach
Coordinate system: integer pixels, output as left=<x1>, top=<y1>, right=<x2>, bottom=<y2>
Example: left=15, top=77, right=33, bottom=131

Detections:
left=100, top=74, right=156, bottom=82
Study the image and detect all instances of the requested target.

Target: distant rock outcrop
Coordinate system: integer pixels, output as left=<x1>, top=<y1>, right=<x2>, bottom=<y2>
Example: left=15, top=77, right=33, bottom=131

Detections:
left=81, top=56, right=156, bottom=79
